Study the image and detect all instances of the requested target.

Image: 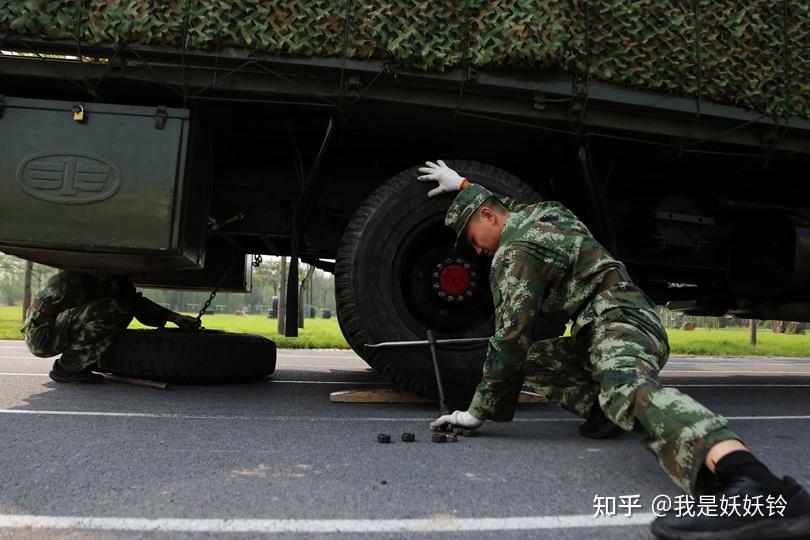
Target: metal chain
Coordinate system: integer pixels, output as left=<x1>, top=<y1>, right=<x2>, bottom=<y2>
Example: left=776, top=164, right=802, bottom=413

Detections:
left=197, top=288, right=218, bottom=320
left=252, top=254, right=262, bottom=268
left=197, top=260, right=238, bottom=320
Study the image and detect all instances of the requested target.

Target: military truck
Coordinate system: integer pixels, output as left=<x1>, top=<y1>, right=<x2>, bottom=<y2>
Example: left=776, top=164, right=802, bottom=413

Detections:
left=1, top=2, right=809, bottom=397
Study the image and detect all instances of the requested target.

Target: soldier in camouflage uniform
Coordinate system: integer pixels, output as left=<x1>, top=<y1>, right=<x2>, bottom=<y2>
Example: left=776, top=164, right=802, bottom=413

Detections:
left=417, top=160, right=810, bottom=540
left=23, top=270, right=200, bottom=384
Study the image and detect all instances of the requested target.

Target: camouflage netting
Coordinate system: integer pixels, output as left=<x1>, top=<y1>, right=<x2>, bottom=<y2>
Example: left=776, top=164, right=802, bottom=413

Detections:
left=1, top=1, right=808, bottom=120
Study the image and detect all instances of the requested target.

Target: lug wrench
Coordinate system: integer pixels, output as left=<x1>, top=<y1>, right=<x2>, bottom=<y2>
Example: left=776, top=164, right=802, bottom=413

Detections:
left=426, top=329, right=450, bottom=415
left=364, top=333, right=488, bottom=415
left=365, top=332, right=490, bottom=436
left=364, top=336, right=490, bottom=349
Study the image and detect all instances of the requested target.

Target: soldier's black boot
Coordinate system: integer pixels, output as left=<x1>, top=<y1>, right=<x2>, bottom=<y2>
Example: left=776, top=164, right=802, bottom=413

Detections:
left=48, top=358, right=104, bottom=384
left=578, top=401, right=625, bottom=439
left=651, top=476, right=810, bottom=540
left=652, top=451, right=810, bottom=539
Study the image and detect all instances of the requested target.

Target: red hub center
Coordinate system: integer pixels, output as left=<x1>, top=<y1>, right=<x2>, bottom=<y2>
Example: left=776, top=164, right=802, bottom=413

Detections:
left=439, top=264, right=472, bottom=296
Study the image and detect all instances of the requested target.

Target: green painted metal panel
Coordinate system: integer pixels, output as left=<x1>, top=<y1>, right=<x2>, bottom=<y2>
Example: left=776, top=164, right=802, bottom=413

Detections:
left=0, top=96, right=204, bottom=271
left=133, top=253, right=252, bottom=292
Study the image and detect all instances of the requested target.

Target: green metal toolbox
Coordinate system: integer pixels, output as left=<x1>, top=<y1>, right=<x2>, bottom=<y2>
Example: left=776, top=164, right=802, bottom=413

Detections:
left=0, top=96, right=206, bottom=272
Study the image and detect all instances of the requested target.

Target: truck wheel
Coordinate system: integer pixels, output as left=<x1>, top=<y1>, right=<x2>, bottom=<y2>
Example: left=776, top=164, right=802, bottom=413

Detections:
left=102, top=329, right=276, bottom=383
left=336, top=160, right=540, bottom=400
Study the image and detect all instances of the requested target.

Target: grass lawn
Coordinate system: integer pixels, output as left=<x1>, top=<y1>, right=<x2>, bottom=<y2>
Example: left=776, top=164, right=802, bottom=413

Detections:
left=130, top=313, right=349, bottom=349
left=0, top=305, right=348, bottom=348
left=2, top=305, right=809, bottom=356
left=0, top=306, right=24, bottom=340
left=666, top=327, right=810, bottom=357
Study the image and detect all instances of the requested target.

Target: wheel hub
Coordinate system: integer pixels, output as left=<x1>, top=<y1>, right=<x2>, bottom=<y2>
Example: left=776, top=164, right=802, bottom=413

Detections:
left=433, top=257, right=478, bottom=303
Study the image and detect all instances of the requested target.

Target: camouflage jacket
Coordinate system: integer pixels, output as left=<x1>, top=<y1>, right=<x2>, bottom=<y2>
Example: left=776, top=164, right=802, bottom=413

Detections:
left=467, top=192, right=654, bottom=421
left=22, top=271, right=171, bottom=330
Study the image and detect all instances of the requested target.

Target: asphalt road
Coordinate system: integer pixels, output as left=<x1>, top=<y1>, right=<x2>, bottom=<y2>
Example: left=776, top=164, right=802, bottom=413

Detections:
left=1, top=341, right=809, bottom=539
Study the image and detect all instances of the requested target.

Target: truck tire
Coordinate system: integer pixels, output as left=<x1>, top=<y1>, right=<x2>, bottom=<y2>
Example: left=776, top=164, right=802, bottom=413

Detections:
left=102, top=329, right=276, bottom=383
left=336, top=160, right=540, bottom=400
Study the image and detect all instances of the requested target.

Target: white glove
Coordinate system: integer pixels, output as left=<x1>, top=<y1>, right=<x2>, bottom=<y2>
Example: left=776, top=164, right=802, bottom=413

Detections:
left=172, top=314, right=202, bottom=331
left=417, top=160, right=466, bottom=198
left=430, top=410, right=484, bottom=431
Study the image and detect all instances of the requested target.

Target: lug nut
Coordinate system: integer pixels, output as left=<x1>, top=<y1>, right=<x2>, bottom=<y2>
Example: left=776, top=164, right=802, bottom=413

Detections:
left=377, top=433, right=391, bottom=444
left=401, top=433, right=415, bottom=443
left=464, top=263, right=472, bottom=269
left=432, top=432, right=460, bottom=443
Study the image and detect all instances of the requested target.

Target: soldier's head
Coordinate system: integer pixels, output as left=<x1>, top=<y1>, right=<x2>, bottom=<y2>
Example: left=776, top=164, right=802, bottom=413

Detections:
left=445, top=185, right=510, bottom=256
left=465, top=197, right=509, bottom=256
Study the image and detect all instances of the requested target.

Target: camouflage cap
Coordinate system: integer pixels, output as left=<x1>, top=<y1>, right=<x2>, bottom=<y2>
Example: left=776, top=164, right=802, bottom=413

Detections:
left=445, top=184, right=494, bottom=245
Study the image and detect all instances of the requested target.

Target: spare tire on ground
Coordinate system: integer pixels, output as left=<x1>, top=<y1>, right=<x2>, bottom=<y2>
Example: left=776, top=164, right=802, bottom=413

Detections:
left=101, top=329, right=276, bottom=383
left=336, top=160, right=541, bottom=401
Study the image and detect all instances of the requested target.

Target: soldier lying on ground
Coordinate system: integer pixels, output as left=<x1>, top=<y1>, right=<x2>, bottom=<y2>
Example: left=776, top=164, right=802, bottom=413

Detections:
left=418, top=160, right=810, bottom=540
left=22, top=270, right=201, bottom=384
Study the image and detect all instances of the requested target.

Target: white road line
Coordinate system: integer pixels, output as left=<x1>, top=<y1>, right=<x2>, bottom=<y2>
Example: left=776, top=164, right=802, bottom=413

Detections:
left=518, top=415, right=810, bottom=422
left=725, top=415, right=810, bottom=420
left=662, top=370, right=810, bottom=375
left=3, top=361, right=808, bottom=376
left=670, top=358, right=810, bottom=362
left=2, top=347, right=809, bottom=363
left=275, top=365, right=366, bottom=370
left=0, top=373, right=386, bottom=384
left=270, top=380, right=385, bottom=385
left=0, top=513, right=653, bottom=533
left=0, top=360, right=367, bottom=372
left=0, top=409, right=436, bottom=421
left=1, top=409, right=809, bottom=422
left=2, top=372, right=809, bottom=388
left=0, top=356, right=363, bottom=363
left=669, top=362, right=810, bottom=367
left=672, top=384, right=810, bottom=387
left=0, top=353, right=360, bottom=360
left=277, top=352, right=358, bottom=355
left=278, top=356, right=361, bottom=360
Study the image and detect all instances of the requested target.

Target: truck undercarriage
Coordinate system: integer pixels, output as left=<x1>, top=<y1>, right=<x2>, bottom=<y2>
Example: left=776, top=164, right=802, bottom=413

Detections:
left=2, top=41, right=809, bottom=396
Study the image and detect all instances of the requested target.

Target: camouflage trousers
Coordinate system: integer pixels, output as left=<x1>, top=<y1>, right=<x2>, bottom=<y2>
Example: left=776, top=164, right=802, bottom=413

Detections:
left=24, top=297, right=133, bottom=372
left=523, top=307, right=739, bottom=495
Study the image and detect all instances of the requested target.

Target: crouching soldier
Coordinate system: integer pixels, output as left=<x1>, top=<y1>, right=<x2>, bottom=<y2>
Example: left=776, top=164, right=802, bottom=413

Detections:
left=418, top=160, right=810, bottom=540
left=23, top=270, right=201, bottom=384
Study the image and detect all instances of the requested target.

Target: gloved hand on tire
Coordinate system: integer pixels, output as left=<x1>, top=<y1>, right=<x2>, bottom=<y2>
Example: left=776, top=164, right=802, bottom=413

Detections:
left=430, top=410, right=484, bottom=431
left=170, top=313, right=202, bottom=331
left=417, top=160, right=468, bottom=197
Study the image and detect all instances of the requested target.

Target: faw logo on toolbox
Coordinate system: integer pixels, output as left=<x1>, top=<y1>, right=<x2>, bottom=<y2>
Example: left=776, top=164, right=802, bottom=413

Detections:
left=16, top=153, right=121, bottom=205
